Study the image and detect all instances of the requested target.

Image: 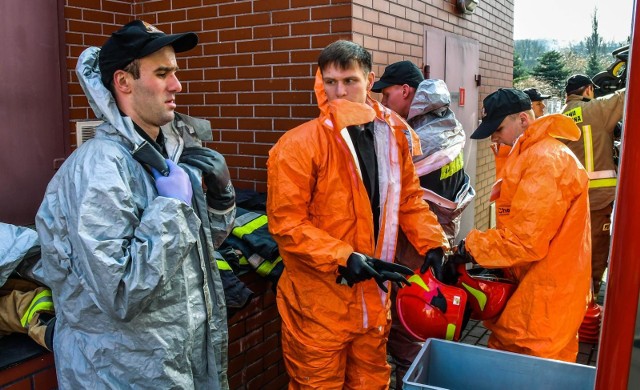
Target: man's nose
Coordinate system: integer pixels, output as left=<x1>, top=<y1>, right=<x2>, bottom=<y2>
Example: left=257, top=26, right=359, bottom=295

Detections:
left=490, top=133, right=498, bottom=143
left=381, top=96, right=388, bottom=106
left=336, top=82, right=347, bottom=96
left=168, top=73, right=182, bottom=93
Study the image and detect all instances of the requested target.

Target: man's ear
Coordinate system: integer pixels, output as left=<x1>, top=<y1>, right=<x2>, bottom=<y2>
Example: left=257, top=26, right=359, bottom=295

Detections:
left=402, top=84, right=412, bottom=99
left=112, top=69, right=132, bottom=94
left=367, top=71, right=375, bottom=91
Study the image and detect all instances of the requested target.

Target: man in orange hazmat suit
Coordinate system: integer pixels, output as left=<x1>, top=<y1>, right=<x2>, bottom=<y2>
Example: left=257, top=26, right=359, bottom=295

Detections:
left=450, top=88, right=591, bottom=362
left=266, top=40, right=448, bottom=388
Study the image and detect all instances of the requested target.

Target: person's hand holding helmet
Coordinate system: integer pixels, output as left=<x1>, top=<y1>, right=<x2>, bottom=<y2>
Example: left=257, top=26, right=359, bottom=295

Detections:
left=449, top=240, right=475, bottom=264
left=337, top=252, right=413, bottom=293
left=420, top=247, right=446, bottom=277
left=179, top=146, right=235, bottom=211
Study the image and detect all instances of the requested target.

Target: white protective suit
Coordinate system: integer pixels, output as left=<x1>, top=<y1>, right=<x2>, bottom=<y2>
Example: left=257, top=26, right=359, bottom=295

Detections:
left=36, top=47, right=233, bottom=389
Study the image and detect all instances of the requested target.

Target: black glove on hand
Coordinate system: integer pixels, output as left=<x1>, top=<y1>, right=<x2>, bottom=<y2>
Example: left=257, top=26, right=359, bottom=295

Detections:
left=180, top=147, right=235, bottom=210
left=337, top=253, right=414, bottom=293
left=449, top=240, right=475, bottom=264
left=421, top=247, right=446, bottom=277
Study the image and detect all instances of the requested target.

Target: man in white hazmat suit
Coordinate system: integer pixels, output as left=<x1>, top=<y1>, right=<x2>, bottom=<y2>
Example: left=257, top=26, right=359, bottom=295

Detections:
left=36, top=20, right=235, bottom=389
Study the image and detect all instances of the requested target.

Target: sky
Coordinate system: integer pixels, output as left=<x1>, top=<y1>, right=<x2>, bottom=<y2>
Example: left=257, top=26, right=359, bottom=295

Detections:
left=513, top=0, right=634, bottom=44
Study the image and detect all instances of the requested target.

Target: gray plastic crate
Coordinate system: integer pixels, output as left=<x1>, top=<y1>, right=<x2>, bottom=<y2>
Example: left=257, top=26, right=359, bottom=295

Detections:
left=403, top=339, right=595, bottom=390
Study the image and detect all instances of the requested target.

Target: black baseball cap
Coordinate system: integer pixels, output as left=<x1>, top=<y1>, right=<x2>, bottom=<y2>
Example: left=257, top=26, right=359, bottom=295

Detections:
left=471, top=88, right=532, bottom=139
left=99, top=20, right=198, bottom=88
left=522, top=88, right=551, bottom=101
left=371, top=61, right=424, bottom=92
left=565, top=74, right=594, bottom=94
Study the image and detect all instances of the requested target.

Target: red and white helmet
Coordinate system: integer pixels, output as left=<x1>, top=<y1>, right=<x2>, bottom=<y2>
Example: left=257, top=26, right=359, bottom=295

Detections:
left=396, top=267, right=468, bottom=342
left=455, top=263, right=516, bottom=321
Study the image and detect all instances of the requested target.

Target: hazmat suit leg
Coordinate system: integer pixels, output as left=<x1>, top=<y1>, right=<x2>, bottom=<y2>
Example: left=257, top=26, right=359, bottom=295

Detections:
left=281, top=319, right=390, bottom=389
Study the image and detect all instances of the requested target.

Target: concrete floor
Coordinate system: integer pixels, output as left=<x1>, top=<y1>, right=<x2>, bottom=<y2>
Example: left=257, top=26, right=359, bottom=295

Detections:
left=389, top=278, right=606, bottom=389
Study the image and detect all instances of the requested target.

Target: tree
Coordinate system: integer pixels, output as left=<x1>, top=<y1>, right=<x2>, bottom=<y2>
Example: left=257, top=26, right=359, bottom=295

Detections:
left=532, top=50, right=570, bottom=94
left=585, top=8, right=605, bottom=77
left=513, top=53, right=528, bottom=82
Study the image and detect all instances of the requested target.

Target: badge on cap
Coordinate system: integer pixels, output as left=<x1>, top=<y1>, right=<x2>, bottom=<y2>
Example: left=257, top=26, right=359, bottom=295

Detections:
left=142, top=21, right=163, bottom=34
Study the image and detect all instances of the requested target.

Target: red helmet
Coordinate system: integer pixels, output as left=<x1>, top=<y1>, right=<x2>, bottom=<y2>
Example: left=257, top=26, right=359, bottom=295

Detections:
left=455, top=264, right=516, bottom=321
left=396, top=268, right=468, bottom=341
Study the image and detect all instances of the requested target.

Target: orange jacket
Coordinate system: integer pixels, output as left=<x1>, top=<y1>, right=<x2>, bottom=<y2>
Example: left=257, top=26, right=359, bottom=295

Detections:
left=467, top=114, right=591, bottom=361
left=267, top=69, right=447, bottom=338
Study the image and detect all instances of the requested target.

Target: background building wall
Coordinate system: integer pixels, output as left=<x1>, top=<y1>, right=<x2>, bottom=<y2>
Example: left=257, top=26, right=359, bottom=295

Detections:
left=64, top=0, right=514, bottom=231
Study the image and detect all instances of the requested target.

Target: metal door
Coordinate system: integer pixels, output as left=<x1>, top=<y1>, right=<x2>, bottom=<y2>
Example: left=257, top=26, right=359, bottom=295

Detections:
left=424, top=27, right=479, bottom=240
left=0, top=0, right=69, bottom=225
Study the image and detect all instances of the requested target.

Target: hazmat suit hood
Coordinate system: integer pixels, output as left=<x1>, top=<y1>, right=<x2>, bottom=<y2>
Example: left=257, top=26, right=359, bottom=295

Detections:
left=76, top=46, right=145, bottom=150
left=406, top=79, right=466, bottom=162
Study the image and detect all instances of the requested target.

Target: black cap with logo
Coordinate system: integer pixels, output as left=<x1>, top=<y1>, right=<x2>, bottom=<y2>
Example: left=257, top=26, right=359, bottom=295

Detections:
left=99, top=20, right=198, bottom=88
left=470, top=88, right=532, bottom=139
left=371, top=61, right=424, bottom=92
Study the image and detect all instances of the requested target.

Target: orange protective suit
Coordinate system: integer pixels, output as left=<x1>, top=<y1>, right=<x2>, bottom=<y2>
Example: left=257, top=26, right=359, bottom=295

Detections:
left=267, top=69, right=447, bottom=389
left=466, top=114, right=591, bottom=362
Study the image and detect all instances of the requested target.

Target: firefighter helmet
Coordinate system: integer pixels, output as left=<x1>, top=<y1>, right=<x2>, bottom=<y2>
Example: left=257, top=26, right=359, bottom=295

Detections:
left=396, top=267, right=468, bottom=341
left=455, top=264, right=516, bottom=321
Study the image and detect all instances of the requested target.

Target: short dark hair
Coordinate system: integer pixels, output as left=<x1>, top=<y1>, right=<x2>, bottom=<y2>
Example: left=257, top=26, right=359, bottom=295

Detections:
left=567, top=85, right=590, bottom=97
left=318, top=40, right=372, bottom=75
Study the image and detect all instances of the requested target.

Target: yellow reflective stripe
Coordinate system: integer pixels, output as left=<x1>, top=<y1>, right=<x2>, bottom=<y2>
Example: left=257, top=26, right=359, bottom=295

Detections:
left=461, top=282, right=487, bottom=311
left=445, top=324, right=456, bottom=340
left=563, top=107, right=584, bottom=124
left=440, top=153, right=464, bottom=180
left=232, top=215, right=268, bottom=239
left=255, top=256, right=282, bottom=277
left=20, top=290, right=54, bottom=328
left=582, top=125, right=594, bottom=172
left=407, top=274, right=430, bottom=292
left=239, top=256, right=249, bottom=266
left=216, top=260, right=232, bottom=271
left=589, top=178, right=618, bottom=189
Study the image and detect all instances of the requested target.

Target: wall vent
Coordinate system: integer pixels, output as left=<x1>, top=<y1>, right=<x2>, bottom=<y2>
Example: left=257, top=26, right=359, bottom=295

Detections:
left=75, top=120, right=102, bottom=147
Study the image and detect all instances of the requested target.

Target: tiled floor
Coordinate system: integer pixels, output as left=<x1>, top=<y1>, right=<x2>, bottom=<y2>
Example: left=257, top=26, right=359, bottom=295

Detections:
left=389, top=278, right=606, bottom=389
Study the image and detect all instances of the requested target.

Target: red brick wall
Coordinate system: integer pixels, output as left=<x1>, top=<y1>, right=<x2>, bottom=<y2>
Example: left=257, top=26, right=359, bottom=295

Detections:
left=352, top=0, right=515, bottom=230
left=0, top=353, right=57, bottom=389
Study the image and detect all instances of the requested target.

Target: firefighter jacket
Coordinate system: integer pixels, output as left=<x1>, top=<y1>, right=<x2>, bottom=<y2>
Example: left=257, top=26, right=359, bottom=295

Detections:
left=267, top=68, right=448, bottom=340
left=36, top=47, right=233, bottom=389
left=466, top=114, right=591, bottom=362
left=562, top=89, right=625, bottom=210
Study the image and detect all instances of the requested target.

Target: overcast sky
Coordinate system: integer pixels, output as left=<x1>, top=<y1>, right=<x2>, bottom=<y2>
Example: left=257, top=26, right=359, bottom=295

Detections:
left=513, top=0, right=634, bottom=43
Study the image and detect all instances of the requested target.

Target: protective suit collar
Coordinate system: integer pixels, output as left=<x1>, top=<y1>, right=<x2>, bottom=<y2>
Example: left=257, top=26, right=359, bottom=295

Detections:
left=520, top=114, right=581, bottom=150
left=76, top=46, right=145, bottom=150
left=314, top=68, right=376, bottom=130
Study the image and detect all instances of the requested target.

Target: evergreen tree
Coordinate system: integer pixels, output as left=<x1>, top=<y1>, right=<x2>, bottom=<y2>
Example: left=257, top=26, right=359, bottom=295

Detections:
left=585, top=8, right=604, bottom=77
left=532, top=50, right=570, bottom=93
left=513, top=53, right=527, bottom=82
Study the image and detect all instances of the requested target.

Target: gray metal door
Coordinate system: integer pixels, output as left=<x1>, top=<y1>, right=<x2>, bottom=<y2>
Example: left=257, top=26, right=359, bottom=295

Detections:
left=0, top=0, right=68, bottom=225
left=424, top=27, right=479, bottom=240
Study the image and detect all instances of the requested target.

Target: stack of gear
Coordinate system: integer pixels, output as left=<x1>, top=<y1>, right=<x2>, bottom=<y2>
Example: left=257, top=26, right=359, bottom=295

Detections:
left=213, top=250, right=254, bottom=316
left=219, top=201, right=284, bottom=293
left=578, top=296, right=602, bottom=344
left=396, top=262, right=516, bottom=342
left=0, top=223, right=55, bottom=351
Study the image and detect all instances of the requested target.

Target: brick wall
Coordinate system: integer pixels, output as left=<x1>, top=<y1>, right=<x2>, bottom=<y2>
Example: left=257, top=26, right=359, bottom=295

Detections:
left=0, top=353, right=57, bottom=389
left=352, top=0, right=515, bottom=230
left=64, top=0, right=514, bottom=228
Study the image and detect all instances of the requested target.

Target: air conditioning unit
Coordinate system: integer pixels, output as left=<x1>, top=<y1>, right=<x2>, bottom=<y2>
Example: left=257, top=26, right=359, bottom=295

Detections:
left=75, top=120, right=103, bottom=147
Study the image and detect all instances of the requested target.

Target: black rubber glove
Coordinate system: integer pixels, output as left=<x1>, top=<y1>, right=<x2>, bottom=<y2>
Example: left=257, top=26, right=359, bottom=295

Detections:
left=337, top=253, right=413, bottom=293
left=180, top=146, right=235, bottom=210
left=421, top=247, right=446, bottom=277
left=449, top=240, right=475, bottom=264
